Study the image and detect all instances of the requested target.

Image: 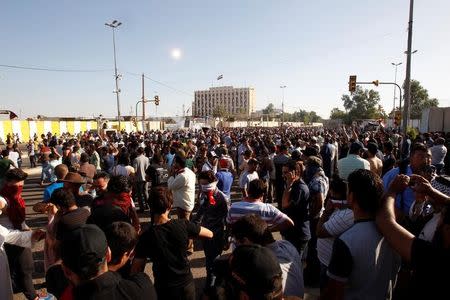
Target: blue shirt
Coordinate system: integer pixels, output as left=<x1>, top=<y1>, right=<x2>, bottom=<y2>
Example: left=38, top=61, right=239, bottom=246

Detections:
left=43, top=182, right=64, bottom=202
left=382, top=166, right=414, bottom=215
left=216, top=170, right=234, bottom=197
left=166, top=153, right=175, bottom=167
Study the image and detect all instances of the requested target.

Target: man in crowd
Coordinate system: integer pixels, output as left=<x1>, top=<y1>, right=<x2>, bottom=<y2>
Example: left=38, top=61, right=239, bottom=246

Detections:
left=60, top=224, right=155, bottom=299
left=280, top=160, right=310, bottom=259
left=377, top=173, right=450, bottom=299
left=273, top=144, right=291, bottom=207
left=133, top=147, right=150, bottom=212
left=383, top=143, right=432, bottom=217
left=167, top=155, right=197, bottom=253
left=227, top=179, right=294, bottom=231
left=323, top=169, right=400, bottom=299
left=239, top=158, right=260, bottom=199
left=337, top=142, right=370, bottom=181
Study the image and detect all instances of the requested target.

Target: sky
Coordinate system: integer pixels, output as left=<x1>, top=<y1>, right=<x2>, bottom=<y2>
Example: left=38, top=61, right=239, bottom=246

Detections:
left=1, top=0, right=450, bottom=119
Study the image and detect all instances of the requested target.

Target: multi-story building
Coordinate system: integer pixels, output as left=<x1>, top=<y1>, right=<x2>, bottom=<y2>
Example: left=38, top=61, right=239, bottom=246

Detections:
left=193, top=86, right=255, bottom=117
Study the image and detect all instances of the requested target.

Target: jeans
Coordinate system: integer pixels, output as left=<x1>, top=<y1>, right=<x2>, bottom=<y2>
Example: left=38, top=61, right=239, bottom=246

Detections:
left=4, top=244, right=37, bottom=300
left=135, top=181, right=149, bottom=210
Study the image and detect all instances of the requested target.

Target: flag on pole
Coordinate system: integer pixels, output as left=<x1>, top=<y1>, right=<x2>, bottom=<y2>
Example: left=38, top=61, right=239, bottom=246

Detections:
left=217, top=74, right=223, bottom=80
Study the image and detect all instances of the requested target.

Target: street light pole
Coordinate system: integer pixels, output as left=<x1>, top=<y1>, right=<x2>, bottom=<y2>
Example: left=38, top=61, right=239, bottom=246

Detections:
left=280, top=85, right=286, bottom=126
left=105, top=20, right=122, bottom=130
left=403, top=0, right=414, bottom=134
left=391, top=62, right=402, bottom=125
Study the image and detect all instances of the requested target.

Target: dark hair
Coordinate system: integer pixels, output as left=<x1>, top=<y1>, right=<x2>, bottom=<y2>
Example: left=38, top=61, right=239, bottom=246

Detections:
left=137, top=147, right=145, bottom=155
left=93, top=171, right=110, bottom=181
left=383, top=141, right=393, bottom=152
left=367, top=143, right=378, bottom=156
left=50, top=188, right=76, bottom=209
left=232, top=214, right=270, bottom=245
left=198, top=170, right=217, bottom=183
left=173, top=155, right=186, bottom=168
left=4, top=168, right=28, bottom=182
left=411, top=143, right=428, bottom=155
left=149, top=186, right=173, bottom=215
left=107, top=175, right=131, bottom=194
left=152, top=153, right=164, bottom=164
left=104, top=222, right=138, bottom=265
left=1, top=149, right=9, bottom=157
left=247, top=179, right=267, bottom=199
left=348, top=169, right=383, bottom=215
left=117, top=153, right=130, bottom=166
left=329, top=174, right=347, bottom=199
left=80, top=153, right=90, bottom=163
left=284, top=160, right=298, bottom=172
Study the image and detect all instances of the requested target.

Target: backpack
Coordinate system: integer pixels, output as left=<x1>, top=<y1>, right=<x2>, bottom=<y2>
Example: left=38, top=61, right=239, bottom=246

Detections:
left=148, top=165, right=169, bottom=186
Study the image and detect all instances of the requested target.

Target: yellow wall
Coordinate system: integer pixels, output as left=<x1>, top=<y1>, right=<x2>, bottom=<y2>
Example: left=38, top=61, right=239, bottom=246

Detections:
left=0, top=120, right=153, bottom=142
left=51, top=121, right=60, bottom=136
left=20, top=121, right=30, bottom=141
left=66, top=121, right=74, bottom=134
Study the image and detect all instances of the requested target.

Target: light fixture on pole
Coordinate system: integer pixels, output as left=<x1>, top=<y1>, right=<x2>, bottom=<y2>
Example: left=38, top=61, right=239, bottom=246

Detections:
left=105, top=20, right=123, bottom=130
left=391, top=62, right=402, bottom=124
left=280, top=85, right=286, bottom=126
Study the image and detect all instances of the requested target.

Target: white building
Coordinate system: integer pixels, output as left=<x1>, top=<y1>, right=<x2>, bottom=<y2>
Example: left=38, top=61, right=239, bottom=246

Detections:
left=193, top=86, right=256, bottom=117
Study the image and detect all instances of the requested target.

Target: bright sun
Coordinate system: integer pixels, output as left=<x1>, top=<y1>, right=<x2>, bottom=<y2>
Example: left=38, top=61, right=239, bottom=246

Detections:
left=171, top=48, right=182, bottom=60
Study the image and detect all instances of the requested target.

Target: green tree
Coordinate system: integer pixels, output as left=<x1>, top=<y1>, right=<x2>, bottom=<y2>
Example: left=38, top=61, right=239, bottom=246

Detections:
left=212, top=105, right=228, bottom=119
left=262, top=103, right=275, bottom=115
left=341, top=85, right=381, bottom=120
left=329, top=107, right=347, bottom=120
left=408, top=80, right=439, bottom=119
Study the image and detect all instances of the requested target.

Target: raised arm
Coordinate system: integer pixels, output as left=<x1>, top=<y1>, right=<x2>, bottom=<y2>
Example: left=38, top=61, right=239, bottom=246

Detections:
left=376, top=174, right=415, bottom=262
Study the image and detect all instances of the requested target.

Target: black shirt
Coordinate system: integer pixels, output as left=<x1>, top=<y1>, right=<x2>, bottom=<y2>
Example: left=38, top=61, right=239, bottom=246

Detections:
left=410, top=238, right=450, bottom=299
left=192, top=189, right=228, bottom=234
left=135, top=219, right=201, bottom=289
left=281, top=179, right=311, bottom=242
left=73, top=271, right=156, bottom=300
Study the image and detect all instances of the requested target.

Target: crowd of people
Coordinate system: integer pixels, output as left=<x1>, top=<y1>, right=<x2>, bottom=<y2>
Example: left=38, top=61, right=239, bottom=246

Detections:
left=0, top=125, right=449, bottom=300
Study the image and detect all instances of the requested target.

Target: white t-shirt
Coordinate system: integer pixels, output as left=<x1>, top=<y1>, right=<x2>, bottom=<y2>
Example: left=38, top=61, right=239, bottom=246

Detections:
left=317, top=208, right=354, bottom=266
left=8, top=151, right=19, bottom=168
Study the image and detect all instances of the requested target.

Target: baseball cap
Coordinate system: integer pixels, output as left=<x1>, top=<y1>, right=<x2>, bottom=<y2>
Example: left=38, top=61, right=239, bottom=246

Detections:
left=60, top=224, right=108, bottom=276
left=230, top=244, right=282, bottom=297
left=349, top=141, right=367, bottom=153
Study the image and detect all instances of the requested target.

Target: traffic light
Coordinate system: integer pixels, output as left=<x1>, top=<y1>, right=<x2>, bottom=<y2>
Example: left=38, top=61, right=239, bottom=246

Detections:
left=349, top=75, right=357, bottom=93
left=132, top=117, right=137, bottom=127
left=154, top=95, right=160, bottom=106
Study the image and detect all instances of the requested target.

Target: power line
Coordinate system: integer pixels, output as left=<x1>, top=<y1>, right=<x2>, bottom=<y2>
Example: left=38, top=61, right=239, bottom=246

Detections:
left=0, top=64, right=110, bottom=73
left=125, top=71, right=193, bottom=97
left=0, top=63, right=194, bottom=97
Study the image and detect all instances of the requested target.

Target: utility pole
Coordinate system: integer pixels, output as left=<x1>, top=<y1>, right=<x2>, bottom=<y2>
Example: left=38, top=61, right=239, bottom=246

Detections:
left=142, top=73, right=145, bottom=132
left=403, top=0, right=414, bottom=134
left=105, top=20, right=122, bottom=130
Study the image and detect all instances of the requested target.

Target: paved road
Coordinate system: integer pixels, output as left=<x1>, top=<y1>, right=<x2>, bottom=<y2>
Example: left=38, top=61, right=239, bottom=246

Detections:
left=12, top=154, right=319, bottom=299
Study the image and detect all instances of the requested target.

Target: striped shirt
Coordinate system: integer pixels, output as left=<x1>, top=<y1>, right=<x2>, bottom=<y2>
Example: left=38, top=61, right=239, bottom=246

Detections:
left=226, top=200, right=290, bottom=227
left=317, top=208, right=354, bottom=266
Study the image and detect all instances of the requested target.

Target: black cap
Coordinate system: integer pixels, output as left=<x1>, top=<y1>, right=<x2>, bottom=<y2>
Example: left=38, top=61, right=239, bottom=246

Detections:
left=349, top=141, right=366, bottom=154
left=230, top=244, right=282, bottom=296
left=60, top=224, right=108, bottom=276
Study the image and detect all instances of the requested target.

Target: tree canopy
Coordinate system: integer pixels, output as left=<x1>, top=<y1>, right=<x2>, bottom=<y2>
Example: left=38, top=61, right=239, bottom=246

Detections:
left=408, top=79, right=439, bottom=119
